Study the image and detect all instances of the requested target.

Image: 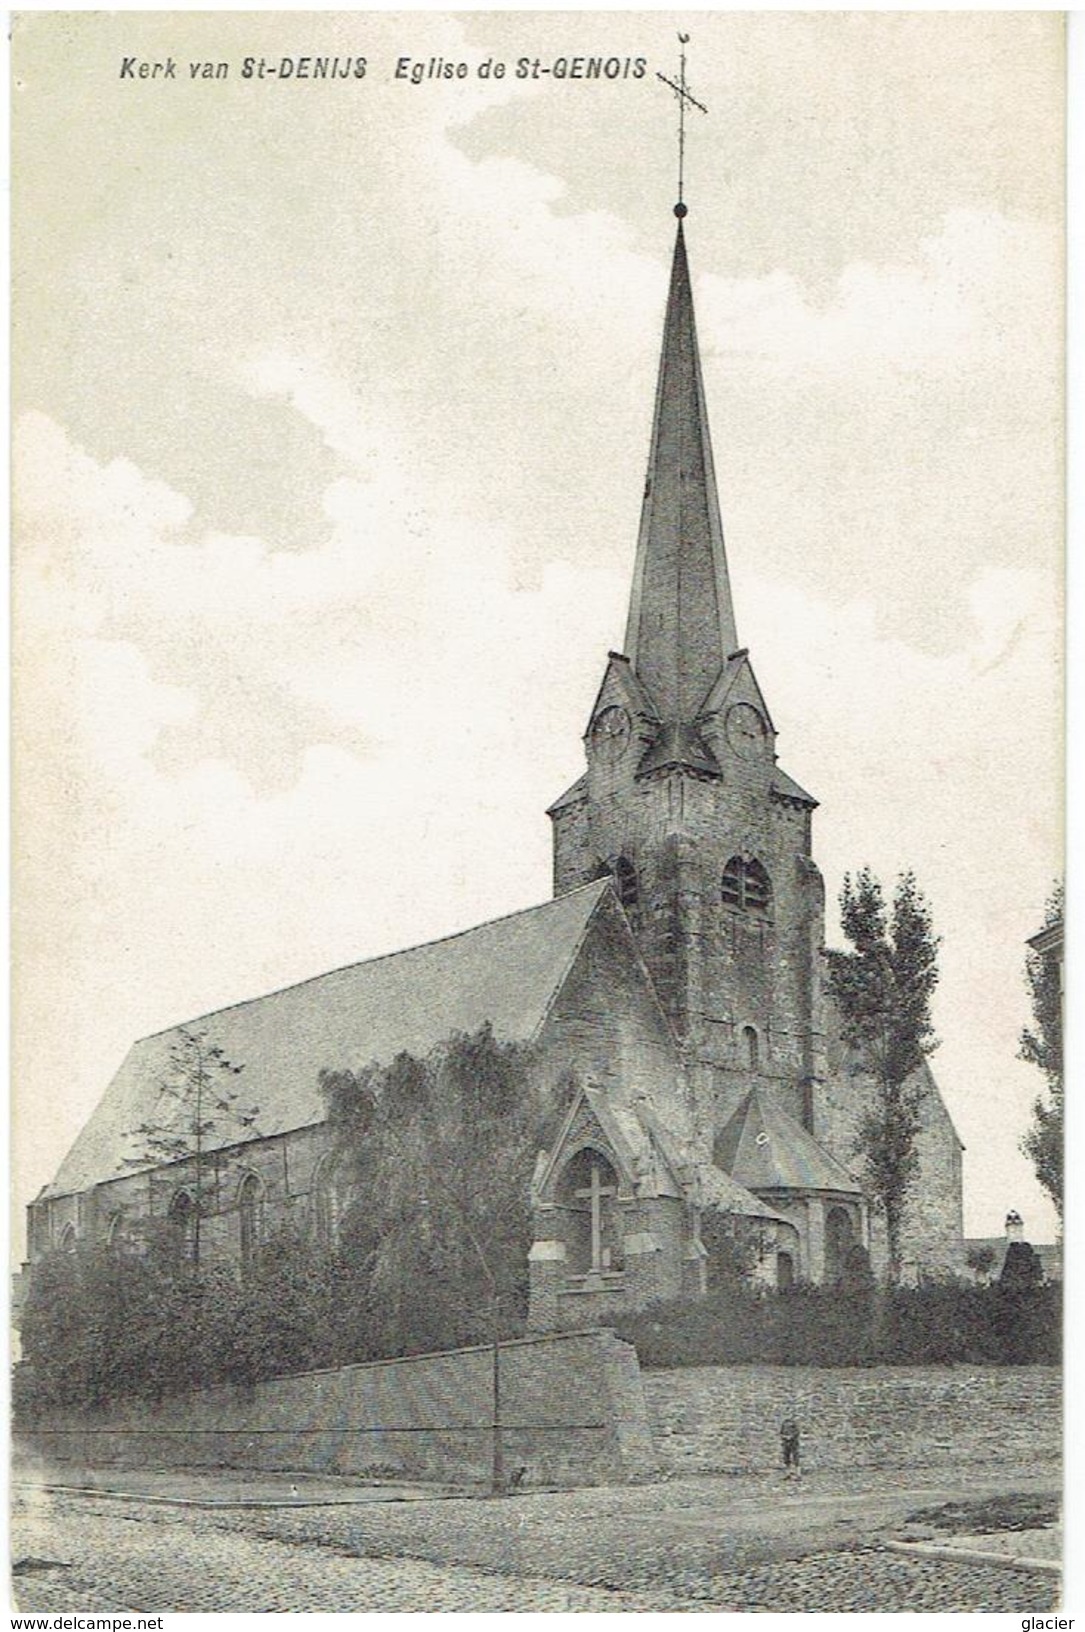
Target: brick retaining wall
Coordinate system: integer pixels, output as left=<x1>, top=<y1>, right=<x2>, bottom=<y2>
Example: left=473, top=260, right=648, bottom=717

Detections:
left=643, top=1364, right=1062, bottom=1475
left=19, top=1328, right=657, bottom=1488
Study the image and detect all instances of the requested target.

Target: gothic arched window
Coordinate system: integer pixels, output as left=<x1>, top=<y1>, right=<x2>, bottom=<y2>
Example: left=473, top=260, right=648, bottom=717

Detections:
left=238, top=1174, right=262, bottom=1275
left=59, top=1223, right=77, bottom=1254
left=721, top=856, right=772, bottom=916
left=825, top=1206, right=855, bottom=1285
left=312, top=1159, right=338, bottom=1250
left=743, top=1025, right=760, bottom=1069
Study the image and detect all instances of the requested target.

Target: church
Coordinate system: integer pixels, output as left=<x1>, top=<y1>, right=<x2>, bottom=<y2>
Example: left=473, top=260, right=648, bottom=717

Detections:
left=26, top=204, right=965, bottom=1325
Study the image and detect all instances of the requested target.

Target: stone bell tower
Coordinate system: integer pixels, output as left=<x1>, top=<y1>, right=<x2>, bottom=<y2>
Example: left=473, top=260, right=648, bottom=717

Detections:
left=548, top=209, right=828, bottom=1148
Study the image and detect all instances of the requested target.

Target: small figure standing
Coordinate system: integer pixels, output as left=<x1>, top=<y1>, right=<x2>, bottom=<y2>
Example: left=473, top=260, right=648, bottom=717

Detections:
left=780, top=1415, right=801, bottom=1478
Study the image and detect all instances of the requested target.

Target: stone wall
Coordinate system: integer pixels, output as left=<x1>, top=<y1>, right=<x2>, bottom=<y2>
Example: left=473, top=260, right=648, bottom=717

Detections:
left=644, top=1364, right=1062, bottom=1475
left=20, top=1329, right=657, bottom=1489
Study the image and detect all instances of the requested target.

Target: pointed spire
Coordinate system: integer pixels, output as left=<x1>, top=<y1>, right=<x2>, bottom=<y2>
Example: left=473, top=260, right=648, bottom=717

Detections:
left=624, top=218, right=738, bottom=721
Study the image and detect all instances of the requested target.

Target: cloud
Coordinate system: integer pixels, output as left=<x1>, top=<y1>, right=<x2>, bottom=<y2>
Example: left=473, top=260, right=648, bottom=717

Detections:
left=699, top=209, right=1060, bottom=378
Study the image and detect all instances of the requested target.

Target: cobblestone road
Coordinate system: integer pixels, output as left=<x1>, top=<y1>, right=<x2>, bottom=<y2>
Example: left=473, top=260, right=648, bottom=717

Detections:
left=11, top=1498, right=674, bottom=1613
left=11, top=1481, right=1060, bottom=1614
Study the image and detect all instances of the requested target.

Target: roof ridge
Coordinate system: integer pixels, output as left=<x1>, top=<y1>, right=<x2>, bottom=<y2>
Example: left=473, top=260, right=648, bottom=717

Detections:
left=136, top=880, right=611, bottom=1044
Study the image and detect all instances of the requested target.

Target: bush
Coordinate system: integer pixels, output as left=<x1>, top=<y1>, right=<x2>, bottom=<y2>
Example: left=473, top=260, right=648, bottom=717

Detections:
left=15, top=1207, right=532, bottom=1422
left=17, top=1228, right=248, bottom=1414
left=613, top=1279, right=1061, bottom=1369
left=16, top=1225, right=373, bottom=1418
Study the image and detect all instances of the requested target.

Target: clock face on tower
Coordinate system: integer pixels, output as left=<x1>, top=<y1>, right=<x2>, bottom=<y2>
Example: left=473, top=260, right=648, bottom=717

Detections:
left=591, top=705, right=632, bottom=761
left=726, top=702, right=767, bottom=760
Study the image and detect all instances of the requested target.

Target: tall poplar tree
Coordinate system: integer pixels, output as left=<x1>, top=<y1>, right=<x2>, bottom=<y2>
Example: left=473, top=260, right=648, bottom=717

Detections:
left=827, top=869, right=940, bottom=1280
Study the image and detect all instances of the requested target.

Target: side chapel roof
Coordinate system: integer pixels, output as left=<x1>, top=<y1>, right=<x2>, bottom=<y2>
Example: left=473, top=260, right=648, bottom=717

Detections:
left=45, top=880, right=614, bottom=1198
left=534, top=1081, right=790, bottom=1225
left=715, top=1089, right=863, bottom=1196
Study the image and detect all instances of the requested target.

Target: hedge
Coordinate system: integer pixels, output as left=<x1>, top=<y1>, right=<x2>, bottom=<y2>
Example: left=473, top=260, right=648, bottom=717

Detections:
left=612, top=1280, right=1062, bottom=1369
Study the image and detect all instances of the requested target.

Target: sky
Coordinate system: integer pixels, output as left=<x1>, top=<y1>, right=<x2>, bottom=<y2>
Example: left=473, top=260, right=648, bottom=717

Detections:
left=11, top=11, right=1064, bottom=1247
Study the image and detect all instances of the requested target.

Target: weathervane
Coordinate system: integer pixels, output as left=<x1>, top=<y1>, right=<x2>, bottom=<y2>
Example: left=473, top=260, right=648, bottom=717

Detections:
left=656, top=32, right=708, bottom=217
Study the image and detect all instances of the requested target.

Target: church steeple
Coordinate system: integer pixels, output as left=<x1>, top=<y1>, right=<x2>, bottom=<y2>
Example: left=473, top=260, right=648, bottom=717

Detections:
left=623, top=216, right=738, bottom=722
left=549, top=187, right=823, bottom=1141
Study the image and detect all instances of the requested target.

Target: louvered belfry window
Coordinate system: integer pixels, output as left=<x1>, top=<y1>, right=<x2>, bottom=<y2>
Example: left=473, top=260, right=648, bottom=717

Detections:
left=722, top=856, right=772, bottom=916
left=745, top=860, right=771, bottom=913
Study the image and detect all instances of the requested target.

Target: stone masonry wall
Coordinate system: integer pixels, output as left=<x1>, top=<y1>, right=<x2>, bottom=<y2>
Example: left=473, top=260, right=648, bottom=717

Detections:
left=538, top=889, right=679, bottom=1105
left=29, top=1122, right=333, bottom=1273
left=550, top=654, right=826, bottom=1162
left=20, top=1329, right=658, bottom=1489
left=644, top=1364, right=1061, bottom=1475
left=819, top=1017, right=964, bottom=1276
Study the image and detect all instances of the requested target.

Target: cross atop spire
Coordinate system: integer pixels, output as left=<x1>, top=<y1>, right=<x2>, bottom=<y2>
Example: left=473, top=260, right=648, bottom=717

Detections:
left=656, top=33, right=708, bottom=214
left=623, top=212, right=739, bottom=722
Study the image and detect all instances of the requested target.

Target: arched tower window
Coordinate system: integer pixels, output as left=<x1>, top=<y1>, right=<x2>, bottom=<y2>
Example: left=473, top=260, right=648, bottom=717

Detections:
left=745, top=860, right=771, bottom=913
left=722, top=856, right=744, bottom=908
left=59, top=1223, right=77, bottom=1254
left=612, top=855, right=638, bottom=910
left=106, top=1212, right=124, bottom=1249
left=238, top=1174, right=263, bottom=1276
left=591, top=855, right=639, bottom=910
left=743, top=1025, right=760, bottom=1069
left=721, top=856, right=772, bottom=916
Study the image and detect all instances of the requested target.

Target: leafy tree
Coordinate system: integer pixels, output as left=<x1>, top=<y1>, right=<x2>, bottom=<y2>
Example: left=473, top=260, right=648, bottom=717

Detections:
left=319, top=1026, right=553, bottom=1494
left=998, top=1238, right=1043, bottom=1294
left=126, top=1026, right=260, bottom=1268
left=827, top=869, right=940, bottom=1282
left=320, top=1026, right=552, bottom=1356
left=18, top=1026, right=549, bottom=1420
left=1019, top=882, right=1063, bottom=1220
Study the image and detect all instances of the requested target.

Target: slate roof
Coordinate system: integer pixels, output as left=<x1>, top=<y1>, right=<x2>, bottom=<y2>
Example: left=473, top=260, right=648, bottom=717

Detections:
left=1026, top=920, right=1063, bottom=958
left=546, top=772, right=588, bottom=815
left=771, top=767, right=818, bottom=808
left=637, top=721, right=721, bottom=779
left=715, top=1089, right=862, bottom=1195
left=623, top=221, right=739, bottom=719
left=46, top=881, right=613, bottom=1198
